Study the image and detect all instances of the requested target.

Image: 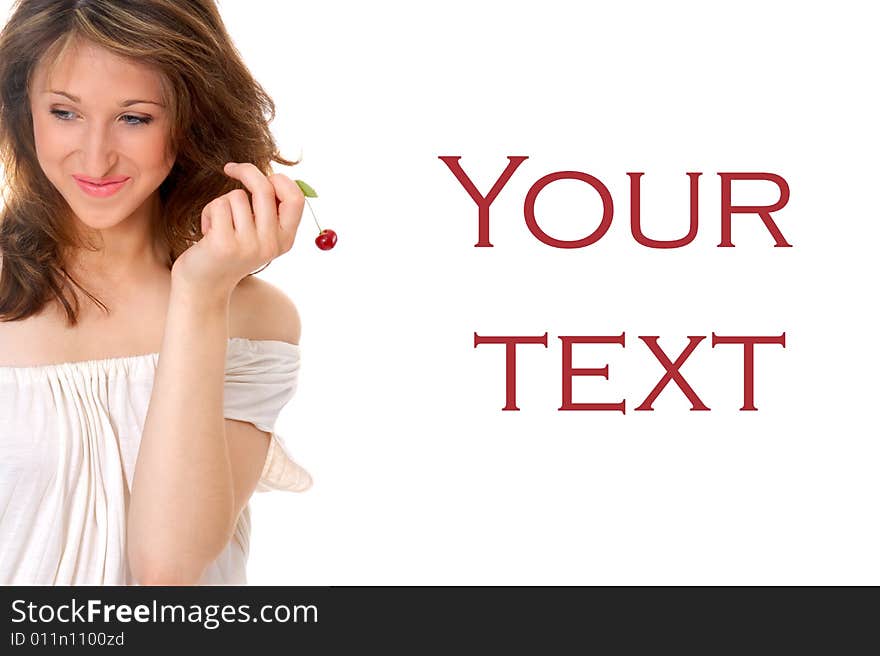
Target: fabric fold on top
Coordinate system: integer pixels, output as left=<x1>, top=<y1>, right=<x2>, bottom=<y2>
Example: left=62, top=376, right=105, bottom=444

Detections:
left=223, top=337, right=313, bottom=493
left=0, top=336, right=312, bottom=585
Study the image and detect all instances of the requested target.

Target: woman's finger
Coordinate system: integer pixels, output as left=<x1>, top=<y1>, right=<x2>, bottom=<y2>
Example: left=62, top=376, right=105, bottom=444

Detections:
left=203, top=196, right=234, bottom=244
left=224, top=162, right=277, bottom=244
left=268, top=173, right=305, bottom=246
left=226, top=188, right=257, bottom=243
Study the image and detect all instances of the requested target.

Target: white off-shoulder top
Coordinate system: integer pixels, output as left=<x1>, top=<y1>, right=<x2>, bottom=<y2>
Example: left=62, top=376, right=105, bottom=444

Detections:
left=0, top=337, right=312, bottom=585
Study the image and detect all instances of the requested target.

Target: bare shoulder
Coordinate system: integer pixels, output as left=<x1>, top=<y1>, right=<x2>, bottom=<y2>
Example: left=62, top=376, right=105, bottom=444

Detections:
left=0, top=298, right=46, bottom=366
left=229, top=276, right=301, bottom=345
left=0, top=311, right=19, bottom=361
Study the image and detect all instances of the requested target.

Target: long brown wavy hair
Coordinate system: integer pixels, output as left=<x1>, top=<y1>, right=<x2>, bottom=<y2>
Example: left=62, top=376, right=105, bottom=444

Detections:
left=0, top=0, right=298, bottom=326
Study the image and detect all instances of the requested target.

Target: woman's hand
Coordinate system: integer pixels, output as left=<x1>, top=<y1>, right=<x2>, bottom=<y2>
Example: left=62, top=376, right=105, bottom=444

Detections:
left=171, top=162, right=305, bottom=299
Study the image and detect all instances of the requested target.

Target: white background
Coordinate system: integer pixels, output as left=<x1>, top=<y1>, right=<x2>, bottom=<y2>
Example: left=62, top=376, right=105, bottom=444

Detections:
left=5, top=0, right=879, bottom=584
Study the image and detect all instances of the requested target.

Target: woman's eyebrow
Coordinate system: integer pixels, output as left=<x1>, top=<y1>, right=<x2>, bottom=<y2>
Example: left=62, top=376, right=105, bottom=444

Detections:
left=44, top=89, right=165, bottom=107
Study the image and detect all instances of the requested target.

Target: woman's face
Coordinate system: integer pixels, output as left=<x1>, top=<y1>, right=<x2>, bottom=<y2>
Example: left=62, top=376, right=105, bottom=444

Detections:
left=28, top=39, right=175, bottom=233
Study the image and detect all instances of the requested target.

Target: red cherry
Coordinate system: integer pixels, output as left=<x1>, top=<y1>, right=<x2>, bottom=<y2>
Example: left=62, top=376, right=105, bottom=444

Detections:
left=315, top=228, right=337, bottom=250
left=293, top=178, right=335, bottom=251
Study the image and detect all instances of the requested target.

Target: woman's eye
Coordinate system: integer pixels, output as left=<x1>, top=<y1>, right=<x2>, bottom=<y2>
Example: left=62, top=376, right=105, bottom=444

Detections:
left=49, top=109, right=75, bottom=121
left=121, top=114, right=153, bottom=126
left=48, top=109, right=153, bottom=126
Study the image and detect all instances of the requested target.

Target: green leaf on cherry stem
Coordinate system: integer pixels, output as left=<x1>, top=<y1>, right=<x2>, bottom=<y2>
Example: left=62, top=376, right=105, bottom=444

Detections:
left=295, top=179, right=318, bottom=198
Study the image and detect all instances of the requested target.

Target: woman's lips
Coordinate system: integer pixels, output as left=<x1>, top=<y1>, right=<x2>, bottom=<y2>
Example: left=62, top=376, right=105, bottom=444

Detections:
left=73, top=176, right=130, bottom=198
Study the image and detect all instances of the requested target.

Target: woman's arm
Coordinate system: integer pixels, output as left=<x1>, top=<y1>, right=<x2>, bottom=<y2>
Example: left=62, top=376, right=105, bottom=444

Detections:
left=127, top=279, right=236, bottom=585
left=127, top=165, right=304, bottom=585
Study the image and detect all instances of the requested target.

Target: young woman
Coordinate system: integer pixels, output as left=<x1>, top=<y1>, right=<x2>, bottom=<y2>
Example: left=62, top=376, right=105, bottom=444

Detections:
left=0, top=0, right=313, bottom=585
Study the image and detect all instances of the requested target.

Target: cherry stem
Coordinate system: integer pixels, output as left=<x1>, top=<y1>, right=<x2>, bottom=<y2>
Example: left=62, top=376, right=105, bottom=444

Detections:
left=304, top=197, right=322, bottom=231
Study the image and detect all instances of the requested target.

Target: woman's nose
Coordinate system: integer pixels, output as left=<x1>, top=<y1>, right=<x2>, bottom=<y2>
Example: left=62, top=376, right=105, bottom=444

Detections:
left=81, top=124, right=118, bottom=172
